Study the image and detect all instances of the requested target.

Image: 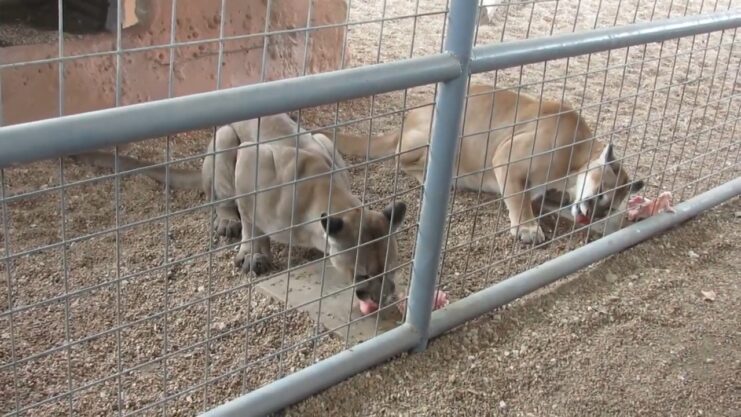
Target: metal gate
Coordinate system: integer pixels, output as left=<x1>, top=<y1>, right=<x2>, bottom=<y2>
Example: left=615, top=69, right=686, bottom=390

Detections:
left=0, top=1, right=739, bottom=416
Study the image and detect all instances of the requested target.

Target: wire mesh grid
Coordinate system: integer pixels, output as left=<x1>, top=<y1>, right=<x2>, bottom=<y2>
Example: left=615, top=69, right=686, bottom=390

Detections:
left=0, top=1, right=438, bottom=415
left=0, top=0, right=738, bottom=416
left=438, top=0, right=740, bottom=305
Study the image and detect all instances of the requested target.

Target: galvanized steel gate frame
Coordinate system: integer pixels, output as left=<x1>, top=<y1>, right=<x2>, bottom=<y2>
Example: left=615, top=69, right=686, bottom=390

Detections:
left=0, top=3, right=739, bottom=416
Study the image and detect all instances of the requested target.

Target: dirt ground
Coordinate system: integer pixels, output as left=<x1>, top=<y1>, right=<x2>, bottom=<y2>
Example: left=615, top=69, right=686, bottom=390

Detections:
left=1, top=0, right=739, bottom=416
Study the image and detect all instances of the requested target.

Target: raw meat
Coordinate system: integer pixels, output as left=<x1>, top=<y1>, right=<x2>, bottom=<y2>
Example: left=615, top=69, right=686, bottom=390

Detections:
left=627, top=191, right=676, bottom=222
left=396, top=290, right=450, bottom=313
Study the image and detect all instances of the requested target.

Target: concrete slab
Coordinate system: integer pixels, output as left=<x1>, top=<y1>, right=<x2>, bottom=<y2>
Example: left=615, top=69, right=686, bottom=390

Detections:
left=256, top=260, right=403, bottom=345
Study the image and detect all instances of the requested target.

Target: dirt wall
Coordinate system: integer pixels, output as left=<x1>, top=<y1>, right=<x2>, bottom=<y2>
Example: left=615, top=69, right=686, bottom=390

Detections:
left=0, top=0, right=349, bottom=125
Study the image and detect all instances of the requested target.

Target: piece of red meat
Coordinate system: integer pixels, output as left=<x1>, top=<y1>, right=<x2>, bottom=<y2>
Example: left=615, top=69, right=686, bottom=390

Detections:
left=627, top=191, right=675, bottom=222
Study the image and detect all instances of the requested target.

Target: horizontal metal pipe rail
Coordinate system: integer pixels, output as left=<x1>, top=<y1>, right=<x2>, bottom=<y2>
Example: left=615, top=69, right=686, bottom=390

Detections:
left=200, top=323, right=420, bottom=417
left=1, top=10, right=738, bottom=169
left=0, top=53, right=461, bottom=168
left=470, top=9, right=741, bottom=73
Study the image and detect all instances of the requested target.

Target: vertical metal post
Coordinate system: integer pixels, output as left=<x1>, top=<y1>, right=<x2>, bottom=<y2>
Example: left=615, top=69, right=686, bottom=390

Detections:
left=0, top=70, right=4, bottom=127
left=406, top=1, right=477, bottom=352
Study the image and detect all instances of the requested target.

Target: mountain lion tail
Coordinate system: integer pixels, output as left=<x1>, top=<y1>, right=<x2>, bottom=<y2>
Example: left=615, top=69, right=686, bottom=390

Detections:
left=69, top=151, right=202, bottom=190
left=319, top=128, right=400, bottom=159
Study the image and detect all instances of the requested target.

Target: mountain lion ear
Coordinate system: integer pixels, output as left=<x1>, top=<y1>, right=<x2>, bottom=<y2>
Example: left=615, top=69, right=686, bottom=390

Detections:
left=382, top=201, right=407, bottom=231
left=629, top=180, right=645, bottom=193
left=600, top=144, right=615, bottom=165
left=320, top=213, right=344, bottom=236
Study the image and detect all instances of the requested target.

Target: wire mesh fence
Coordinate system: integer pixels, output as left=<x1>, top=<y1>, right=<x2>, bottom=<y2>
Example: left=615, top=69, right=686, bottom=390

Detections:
left=0, top=0, right=739, bottom=416
left=439, top=14, right=740, bottom=303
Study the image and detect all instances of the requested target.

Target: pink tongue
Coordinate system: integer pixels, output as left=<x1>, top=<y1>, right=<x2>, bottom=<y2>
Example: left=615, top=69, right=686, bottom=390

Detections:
left=358, top=299, right=379, bottom=315
left=575, top=213, right=590, bottom=225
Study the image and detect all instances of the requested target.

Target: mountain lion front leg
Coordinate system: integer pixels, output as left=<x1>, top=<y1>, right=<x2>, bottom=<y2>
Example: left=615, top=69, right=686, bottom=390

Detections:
left=232, top=215, right=272, bottom=275
left=232, top=146, right=272, bottom=275
left=492, top=136, right=545, bottom=244
left=233, top=186, right=272, bottom=275
left=204, top=125, right=243, bottom=239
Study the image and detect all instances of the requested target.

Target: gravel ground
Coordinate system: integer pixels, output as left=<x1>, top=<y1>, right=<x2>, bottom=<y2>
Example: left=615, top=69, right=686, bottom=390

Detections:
left=1, top=0, right=740, bottom=416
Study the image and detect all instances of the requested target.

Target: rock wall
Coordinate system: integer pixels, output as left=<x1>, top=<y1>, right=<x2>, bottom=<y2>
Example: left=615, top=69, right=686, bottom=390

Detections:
left=0, top=0, right=349, bottom=126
